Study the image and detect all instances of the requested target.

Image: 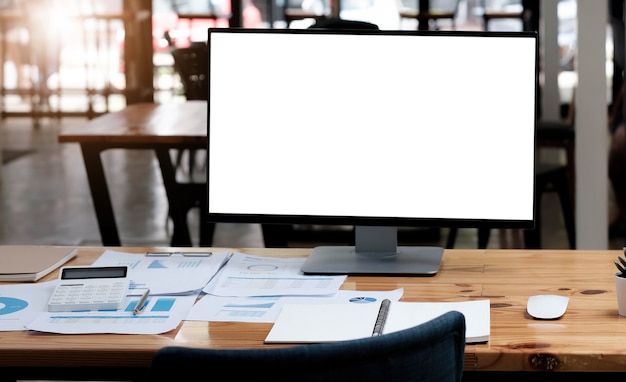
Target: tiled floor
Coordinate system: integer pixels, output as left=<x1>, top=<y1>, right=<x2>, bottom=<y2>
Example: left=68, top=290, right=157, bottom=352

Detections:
left=0, top=116, right=619, bottom=250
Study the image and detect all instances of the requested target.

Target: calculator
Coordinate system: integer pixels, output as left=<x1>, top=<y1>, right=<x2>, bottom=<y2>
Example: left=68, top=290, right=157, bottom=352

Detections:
left=47, top=266, right=130, bottom=312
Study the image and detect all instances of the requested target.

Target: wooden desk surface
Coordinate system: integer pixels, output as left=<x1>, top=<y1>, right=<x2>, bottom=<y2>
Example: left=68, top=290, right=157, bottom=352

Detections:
left=58, top=101, right=207, bottom=145
left=2, top=247, right=626, bottom=374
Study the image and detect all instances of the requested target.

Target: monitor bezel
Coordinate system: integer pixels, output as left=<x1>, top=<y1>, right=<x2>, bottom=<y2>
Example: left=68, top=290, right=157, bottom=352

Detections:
left=206, top=27, right=538, bottom=231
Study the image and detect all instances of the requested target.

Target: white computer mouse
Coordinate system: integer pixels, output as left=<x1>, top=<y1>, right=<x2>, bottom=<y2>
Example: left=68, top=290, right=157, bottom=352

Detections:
left=527, top=294, right=569, bottom=320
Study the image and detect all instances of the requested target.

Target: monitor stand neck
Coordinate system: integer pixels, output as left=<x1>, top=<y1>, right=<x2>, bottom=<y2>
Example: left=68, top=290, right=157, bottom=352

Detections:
left=355, top=226, right=397, bottom=257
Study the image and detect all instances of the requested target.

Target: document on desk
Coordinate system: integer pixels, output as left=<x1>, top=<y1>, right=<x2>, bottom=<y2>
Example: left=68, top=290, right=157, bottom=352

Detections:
left=25, top=292, right=198, bottom=335
left=0, top=281, right=57, bottom=331
left=186, top=288, right=404, bottom=323
left=205, top=252, right=346, bottom=297
left=91, top=250, right=229, bottom=295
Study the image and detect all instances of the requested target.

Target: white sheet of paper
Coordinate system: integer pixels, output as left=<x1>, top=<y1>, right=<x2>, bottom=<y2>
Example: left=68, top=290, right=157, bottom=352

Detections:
left=26, top=293, right=198, bottom=334
left=206, top=252, right=346, bottom=297
left=187, top=288, right=404, bottom=323
left=0, top=281, right=57, bottom=331
left=92, top=250, right=229, bottom=295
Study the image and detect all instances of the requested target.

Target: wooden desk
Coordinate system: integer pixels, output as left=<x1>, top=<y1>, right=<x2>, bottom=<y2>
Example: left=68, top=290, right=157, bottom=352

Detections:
left=2, top=247, right=626, bottom=381
left=58, top=101, right=212, bottom=247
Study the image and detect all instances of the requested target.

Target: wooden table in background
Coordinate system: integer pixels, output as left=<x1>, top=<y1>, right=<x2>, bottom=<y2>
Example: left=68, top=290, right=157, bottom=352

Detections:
left=2, top=247, right=626, bottom=381
left=58, top=101, right=212, bottom=247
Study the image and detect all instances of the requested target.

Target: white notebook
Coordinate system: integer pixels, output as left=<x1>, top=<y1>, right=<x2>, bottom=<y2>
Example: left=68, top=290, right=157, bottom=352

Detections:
left=265, top=299, right=490, bottom=344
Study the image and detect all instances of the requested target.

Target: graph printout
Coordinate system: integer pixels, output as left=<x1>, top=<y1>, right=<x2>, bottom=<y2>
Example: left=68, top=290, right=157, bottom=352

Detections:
left=25, top=293, right=197, bottom=334
left=92, top=250, right=229, bottom=295
left=188, top=288, right=403, bottom=323
left=0, top=282, right=56, bottom=331
left=206, top=252, right=346, bottom=297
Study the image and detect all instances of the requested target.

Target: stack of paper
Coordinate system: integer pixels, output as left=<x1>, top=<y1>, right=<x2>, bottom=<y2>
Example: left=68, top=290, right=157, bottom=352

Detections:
left=22, top=250, right=233, bottom=335
left=188, top=252, right=491, bottom=345
left=187, top=252, right=351, bottom=323
left=92, top=250, right=231, bottom=295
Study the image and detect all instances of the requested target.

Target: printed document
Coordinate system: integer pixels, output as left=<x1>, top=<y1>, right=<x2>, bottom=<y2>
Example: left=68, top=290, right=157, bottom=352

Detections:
left=205, top=252, right=346, bottom=297
left=187, top=288, right=404, bottom=323
left=0, top=281, right=57, bottom=331
left=26, top=292, right=198, bottom=334
left=92, top=249, right=229, bottom=295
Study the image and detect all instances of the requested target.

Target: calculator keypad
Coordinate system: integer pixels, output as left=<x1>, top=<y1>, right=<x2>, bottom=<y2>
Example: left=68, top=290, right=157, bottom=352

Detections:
left=48, top=279, right=130, bottom=312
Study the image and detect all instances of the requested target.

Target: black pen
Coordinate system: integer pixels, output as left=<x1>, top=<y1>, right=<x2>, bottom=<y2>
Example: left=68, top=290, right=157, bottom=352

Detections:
left=133, top=289, right=150, bottom=316
left=372, top=299, right=391, bottom=336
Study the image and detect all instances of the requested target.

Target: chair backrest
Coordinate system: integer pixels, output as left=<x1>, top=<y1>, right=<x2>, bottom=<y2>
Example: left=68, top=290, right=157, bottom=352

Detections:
left=308, top=17, right=379, bottom=30
left=143, top=310, right=466, bottom=382
left=171, top=43, right=208, bottom=101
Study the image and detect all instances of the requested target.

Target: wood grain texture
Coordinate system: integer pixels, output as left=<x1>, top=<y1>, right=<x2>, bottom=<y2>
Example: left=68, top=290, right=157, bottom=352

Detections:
left=58, top=102, right=207, bottom=145
left=2, top=247, right=625, bottom=373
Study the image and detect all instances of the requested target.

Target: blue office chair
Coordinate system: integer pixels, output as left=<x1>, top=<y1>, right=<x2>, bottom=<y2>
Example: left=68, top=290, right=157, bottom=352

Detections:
left=143, top=310, right=466, bottom=382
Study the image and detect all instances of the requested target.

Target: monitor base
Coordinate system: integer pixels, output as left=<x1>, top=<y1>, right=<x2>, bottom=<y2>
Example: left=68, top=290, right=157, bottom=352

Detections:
left=300, top=246, right=444, bottom=276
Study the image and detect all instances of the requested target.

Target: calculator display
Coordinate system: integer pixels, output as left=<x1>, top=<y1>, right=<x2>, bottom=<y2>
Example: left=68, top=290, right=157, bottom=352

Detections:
left=60, top=266, right=128, bottom=280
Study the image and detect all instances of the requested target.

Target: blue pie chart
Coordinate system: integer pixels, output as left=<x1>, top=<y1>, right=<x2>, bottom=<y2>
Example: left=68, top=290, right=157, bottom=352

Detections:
left=349, top=297, right=377, bottom=304
left=0, top=297, right=28, bottom=315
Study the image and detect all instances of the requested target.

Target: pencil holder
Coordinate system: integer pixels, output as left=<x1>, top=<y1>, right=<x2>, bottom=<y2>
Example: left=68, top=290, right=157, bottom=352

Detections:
left=615, top=274, right=626, bottom=316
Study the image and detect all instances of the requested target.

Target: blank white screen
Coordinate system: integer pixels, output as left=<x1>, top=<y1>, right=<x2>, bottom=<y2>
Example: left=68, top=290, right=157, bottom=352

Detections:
left=208, top=30, right=536, bottom=222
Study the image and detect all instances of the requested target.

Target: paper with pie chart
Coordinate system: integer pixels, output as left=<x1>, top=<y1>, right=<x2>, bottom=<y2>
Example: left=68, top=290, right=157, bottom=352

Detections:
left=187, top=288, right=404, bottom=323
left=0, top=281, right=56, bottom=331
left=206, top=252, right=347, bottom=297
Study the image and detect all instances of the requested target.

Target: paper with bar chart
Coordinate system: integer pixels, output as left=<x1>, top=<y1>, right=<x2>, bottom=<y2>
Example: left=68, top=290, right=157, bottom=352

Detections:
left=25, top=292, right=198, bottom=334
left=91, top=250, right=229, bottom=295
left=187, top=288, right=404, bottom=323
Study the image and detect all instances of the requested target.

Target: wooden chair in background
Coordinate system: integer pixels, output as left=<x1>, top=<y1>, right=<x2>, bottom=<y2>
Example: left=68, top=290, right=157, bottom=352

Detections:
left=397, top=0, right=461, bottom=30
left=479, top=0, right=526, bottom=31
left=170, top=42, right=208, bottom=179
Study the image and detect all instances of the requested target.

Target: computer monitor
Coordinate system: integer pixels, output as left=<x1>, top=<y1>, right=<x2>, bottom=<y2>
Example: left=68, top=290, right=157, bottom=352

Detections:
left=206, top=28, right=537, bottom=276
